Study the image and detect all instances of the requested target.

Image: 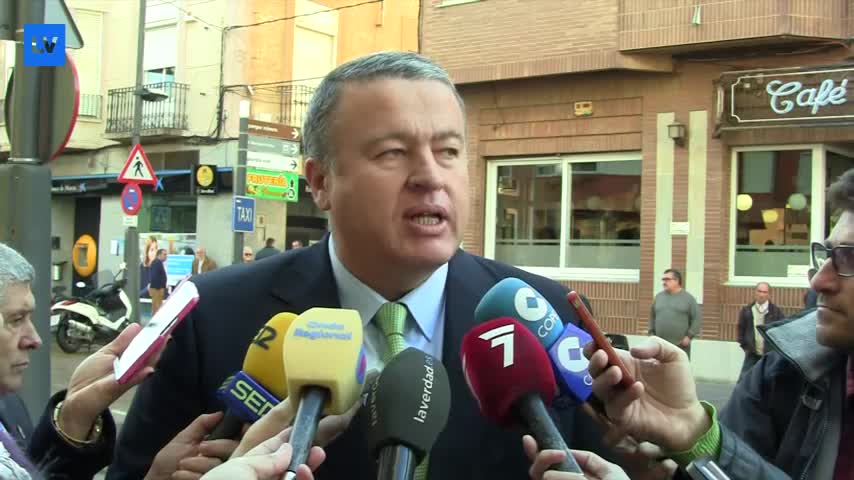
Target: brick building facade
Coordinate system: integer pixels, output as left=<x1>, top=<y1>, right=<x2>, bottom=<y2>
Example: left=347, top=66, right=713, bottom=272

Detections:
left=422, top=0, right=854, bottom=350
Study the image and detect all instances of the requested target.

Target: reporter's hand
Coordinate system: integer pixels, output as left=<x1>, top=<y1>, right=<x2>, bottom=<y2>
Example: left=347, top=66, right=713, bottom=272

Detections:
left=679, top=336, right=691, bottom=348
left=523, top=435, right=629, bottom=480
left=585, top=337, right=710, bottom=451
left=233, top=396, right=360, bottom=457
left=233, top=370, right=378, bottom=457
left=144, top=412, right=235, bottom=480
left=173, top=436, right=240, bottom=480
left=60, top=323, right=167, bottom=440
left=201, top=429, right=325, bottom=480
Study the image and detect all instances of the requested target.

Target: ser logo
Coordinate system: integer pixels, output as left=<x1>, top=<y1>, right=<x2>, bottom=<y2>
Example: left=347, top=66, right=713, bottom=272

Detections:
left=23, top=24, right=66, bottom=67
left=479, top=323, right=515, bottom=368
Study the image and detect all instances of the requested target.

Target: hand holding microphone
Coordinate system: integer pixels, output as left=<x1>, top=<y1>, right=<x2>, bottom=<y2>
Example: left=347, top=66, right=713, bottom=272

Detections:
left=522, top=435, right=630, bottom=480
left=281, top=307, right=367, bottom=480
left=200, top=428, right=326, bottom=480
left=209, top=313, right=298, bottom=442
left=461, top=317, right=583, bottom=474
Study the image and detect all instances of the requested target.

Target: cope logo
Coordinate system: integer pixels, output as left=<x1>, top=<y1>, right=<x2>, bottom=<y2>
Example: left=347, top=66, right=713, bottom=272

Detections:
left=513, top=288, right=548, bottom=322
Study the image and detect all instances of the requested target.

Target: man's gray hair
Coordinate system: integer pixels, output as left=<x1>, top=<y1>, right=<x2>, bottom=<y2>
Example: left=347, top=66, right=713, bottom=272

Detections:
left=302, top=51, right=464, bottom=170
left=0, top=243, right=34, bottom=305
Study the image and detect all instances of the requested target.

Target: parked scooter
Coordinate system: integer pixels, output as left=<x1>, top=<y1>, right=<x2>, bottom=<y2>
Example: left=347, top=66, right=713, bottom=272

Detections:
left=51, top=263, right=133, bottom=353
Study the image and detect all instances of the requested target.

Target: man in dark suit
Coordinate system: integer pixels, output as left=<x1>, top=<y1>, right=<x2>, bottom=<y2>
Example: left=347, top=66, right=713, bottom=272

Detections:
left=108, top=51, right=632, bottom=480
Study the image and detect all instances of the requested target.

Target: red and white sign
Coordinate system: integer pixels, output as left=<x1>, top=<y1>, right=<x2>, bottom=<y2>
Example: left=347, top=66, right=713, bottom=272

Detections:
left=118, top=144, right=157, bottom=186
left=121, top=183, right=143, bottom=216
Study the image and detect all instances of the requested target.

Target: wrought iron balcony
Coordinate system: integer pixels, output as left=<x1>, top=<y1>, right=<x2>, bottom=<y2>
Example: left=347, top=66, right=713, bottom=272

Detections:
left=105, top=81, right=189, bottom=139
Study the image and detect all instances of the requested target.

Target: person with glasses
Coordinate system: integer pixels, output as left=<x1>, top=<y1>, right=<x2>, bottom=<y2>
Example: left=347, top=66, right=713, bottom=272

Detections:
left=648, top=268, right=701, bottom=359
left=242, top=246, right=255, bottom=264
left=577, top=169, right=854, bottom=480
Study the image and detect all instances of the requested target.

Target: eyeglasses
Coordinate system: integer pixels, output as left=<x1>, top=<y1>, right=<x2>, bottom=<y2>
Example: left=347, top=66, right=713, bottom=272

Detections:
left=811, top=242, right=854, bottom=277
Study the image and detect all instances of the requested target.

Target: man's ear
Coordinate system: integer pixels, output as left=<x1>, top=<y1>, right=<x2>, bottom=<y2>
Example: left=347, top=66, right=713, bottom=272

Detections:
left=305, top=158, right=331, bottom=210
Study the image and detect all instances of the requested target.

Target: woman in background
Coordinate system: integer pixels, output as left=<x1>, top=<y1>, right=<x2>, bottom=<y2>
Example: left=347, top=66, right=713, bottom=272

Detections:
left=140, top=236, right=158, bottom=299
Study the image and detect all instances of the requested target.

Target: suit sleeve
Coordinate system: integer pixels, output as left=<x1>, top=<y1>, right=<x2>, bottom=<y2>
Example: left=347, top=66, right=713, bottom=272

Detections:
left=737, top=307, right=748, bottom=348
left=106, top=312, right=205, bottom=480
left=27, top=390, right=116, bottom=480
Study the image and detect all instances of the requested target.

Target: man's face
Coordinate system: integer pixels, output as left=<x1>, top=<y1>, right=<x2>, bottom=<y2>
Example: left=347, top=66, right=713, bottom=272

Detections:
left=306, top=78, right=469, bottom=276
left=754, top=284, right=770, bottom=304
left=661, top=273, right=678, bottom=293
left=0, top=284, right=41, bottom=394
left=811, top=210, right=854, bottom=351
left=243, top=248, right=254, bottom=262
left=159, top=251, right=168, bottom=262
left=196, top=248, right=206, bottom=260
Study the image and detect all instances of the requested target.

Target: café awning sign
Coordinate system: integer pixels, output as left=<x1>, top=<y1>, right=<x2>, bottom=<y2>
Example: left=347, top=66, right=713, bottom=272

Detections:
left=717, top=63, right=854, bottom=129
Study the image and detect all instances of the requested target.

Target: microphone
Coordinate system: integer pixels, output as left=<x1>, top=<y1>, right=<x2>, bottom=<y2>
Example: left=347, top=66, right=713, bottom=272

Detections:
left=547, top=322, right=595, bottom=402
left=208, top=312, right=297, bottom=440
left=461, top=317, right=583, bottom=474
left=363, top=347, right=451, bottom=480
left=474, top=277, right=563, bottom=349
left=282, top=307, right=366, bottom=480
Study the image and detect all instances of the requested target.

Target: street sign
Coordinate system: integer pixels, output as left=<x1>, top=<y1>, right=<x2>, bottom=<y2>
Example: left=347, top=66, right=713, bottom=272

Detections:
left=4, top=50, right=80, bottom=161
left=247, top=119, right=301, bottom=141
left=246, top=168, right=299, bottom=202
left=248, top=136, right=300, bottom=157
left=194, top=164, right=218, bottom=195
left=247, top=135, right=301, bottom=172
left=233, top=196, right=256, bottom=233
left=0, top=0, right=84, bottom=48
left=246, top=150, right=300, bottom=173
left=121, top=183, right=143, bottom=216
left=123, top=215, right=139, bottom=227
left=118, top=144, right=158, bottom=186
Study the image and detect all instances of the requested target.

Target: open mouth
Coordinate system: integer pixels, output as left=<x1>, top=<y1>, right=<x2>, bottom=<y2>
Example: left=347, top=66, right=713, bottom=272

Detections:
left=405, top=206, right=449, bottom=228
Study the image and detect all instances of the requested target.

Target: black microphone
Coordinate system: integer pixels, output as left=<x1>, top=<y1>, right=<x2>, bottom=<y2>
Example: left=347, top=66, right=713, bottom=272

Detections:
left=363, top=347, right=451, bottom=480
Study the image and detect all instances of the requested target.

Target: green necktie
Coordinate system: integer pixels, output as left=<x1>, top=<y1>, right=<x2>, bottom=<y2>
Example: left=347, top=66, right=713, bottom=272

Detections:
left=374, top=302, right=429, bottom=480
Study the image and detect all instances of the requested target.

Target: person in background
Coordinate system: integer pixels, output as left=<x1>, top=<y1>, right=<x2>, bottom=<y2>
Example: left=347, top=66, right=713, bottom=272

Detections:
left=242, top=247, right=255, bottom=264
left=149, top=249, right=167, bottom=315
left=192, top=247, right=218, bottom=274
left=290, top=240, right=304, bottom=250
left=737, top=282, right=784, bottom=382
left=140, top=236, right=158, bottom=299
left=648, top=268, right=701, bottom=358
left=255, top=238, right=280, bottom=260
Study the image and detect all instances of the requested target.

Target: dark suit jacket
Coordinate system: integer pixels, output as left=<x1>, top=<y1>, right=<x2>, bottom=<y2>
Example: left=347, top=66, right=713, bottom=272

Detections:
left=108, top=235, right=614, bottom=480
left=737, top=302, right=785, bottom=354
left=0, top=391, right=116, bottom=480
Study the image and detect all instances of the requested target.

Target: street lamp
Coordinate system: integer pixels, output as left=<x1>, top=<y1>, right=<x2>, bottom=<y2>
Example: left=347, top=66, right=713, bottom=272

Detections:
left=668, top=121, right=687, bottom=146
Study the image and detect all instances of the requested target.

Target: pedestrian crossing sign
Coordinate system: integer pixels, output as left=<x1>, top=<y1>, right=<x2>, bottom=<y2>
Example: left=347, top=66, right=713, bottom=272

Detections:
left=118, top=144, right=158, bottom=186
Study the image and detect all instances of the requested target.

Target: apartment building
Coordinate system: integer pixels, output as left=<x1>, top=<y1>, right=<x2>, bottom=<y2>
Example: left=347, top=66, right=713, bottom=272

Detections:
left=422, top=0, right=854, bottom=380
left=0, top=0, right=417, bottom=296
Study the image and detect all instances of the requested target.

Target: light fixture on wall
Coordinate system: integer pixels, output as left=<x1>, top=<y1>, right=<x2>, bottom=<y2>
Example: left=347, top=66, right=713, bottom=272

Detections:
left=788, top=193, right=808, bottom=210
left=668, top=121, right=687, bottom=146
left=736, top=194, right=753, bottom=211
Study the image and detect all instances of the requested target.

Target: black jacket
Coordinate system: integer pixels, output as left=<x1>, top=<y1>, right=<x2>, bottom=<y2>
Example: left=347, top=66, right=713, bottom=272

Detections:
left=0, top=390, right=116, bottom=480
left=149, top=259, right=167, bottom=290
left=718, top=309, right=848, bottom=479
left=107, top=234, right=615, bottom=480
left=736, top=302, right=784, bottom=354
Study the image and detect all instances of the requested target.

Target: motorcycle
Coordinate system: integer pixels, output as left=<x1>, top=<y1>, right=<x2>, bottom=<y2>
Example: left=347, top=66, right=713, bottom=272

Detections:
left=51, top=263, right=133, bottom=353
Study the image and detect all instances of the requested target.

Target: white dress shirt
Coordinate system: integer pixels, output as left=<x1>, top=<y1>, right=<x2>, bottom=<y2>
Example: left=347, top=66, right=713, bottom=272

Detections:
left=328, top=235, right=447, bottom=373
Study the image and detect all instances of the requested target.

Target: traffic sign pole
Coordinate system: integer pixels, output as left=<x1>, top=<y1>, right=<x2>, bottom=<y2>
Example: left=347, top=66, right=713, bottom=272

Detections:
left=0, top=0, right=51, bottom=423
left=233, top=109, right=249, bottom=265
left=124, top=0, right=147, bottom=326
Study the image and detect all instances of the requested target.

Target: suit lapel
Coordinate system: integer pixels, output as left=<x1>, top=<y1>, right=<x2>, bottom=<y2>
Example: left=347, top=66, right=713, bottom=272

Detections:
left=269, top=234, right=341, bottom=313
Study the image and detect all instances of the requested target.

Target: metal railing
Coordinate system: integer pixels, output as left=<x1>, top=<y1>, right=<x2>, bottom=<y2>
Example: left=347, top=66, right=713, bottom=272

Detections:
left=274, top=84, right=314, bottom=128
left=105, top=81, right=189, bottom=134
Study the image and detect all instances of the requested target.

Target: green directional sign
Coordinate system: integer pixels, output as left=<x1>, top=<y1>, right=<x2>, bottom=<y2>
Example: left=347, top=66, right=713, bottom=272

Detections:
left=246, top=167, right=299, bottom=202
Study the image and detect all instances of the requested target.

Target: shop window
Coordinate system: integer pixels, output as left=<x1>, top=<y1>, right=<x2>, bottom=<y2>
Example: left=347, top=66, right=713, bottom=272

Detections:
left=486, top=153, right=641, bottom=281
left=731, top=145, right=854, bottom=283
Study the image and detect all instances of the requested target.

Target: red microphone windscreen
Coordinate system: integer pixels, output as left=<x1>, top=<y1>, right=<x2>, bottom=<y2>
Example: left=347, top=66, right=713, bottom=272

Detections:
left=460, top=317, right=558, bottom=427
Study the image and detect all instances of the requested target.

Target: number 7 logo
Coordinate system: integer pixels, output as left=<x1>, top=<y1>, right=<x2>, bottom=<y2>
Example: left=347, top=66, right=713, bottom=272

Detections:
left=479, top=323, right=515, bottom=367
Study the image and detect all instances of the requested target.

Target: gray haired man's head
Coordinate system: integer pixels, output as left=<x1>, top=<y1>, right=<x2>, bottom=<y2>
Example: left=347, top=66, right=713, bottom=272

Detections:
left=0, top=243, right=34, bottom=307
left=302, top=51, right=464, bottom=171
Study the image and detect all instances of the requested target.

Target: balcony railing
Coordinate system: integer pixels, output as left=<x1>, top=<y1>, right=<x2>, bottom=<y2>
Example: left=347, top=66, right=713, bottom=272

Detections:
left=105, top=81, right=189, bottom=136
